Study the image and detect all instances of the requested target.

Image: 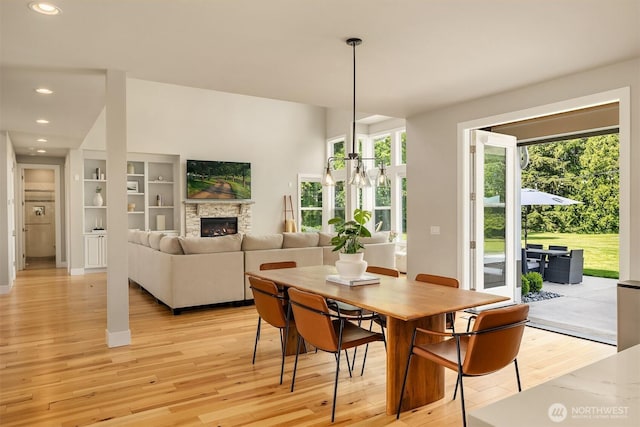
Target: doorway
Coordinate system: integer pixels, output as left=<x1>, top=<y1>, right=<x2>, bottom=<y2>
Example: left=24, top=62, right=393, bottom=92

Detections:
left=18, top=165, right=61, bottom=270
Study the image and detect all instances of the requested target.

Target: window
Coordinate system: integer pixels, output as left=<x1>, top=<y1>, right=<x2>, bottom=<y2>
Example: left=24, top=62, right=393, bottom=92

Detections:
left=325, top=127, right=407, bottom=240
left=299, top=175, right=322, bottom=232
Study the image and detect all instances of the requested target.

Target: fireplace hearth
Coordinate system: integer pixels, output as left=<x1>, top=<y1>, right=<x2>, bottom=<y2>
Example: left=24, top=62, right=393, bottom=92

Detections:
left=201, top=217, right=238, bottom=237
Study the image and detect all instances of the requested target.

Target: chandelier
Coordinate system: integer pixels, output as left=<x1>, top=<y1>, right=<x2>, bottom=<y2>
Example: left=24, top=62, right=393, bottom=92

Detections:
left=323, top=38, right=389, bottom=188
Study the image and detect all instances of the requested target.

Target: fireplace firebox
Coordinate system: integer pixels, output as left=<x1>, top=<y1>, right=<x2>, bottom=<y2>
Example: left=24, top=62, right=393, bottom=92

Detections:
left=201, top=217, right=238, bottom=237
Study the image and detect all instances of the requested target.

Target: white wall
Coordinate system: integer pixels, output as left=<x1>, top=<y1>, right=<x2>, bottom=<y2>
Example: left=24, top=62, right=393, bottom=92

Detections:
left=81, top=78, right=327, bottom=235
left=406, top=58, right=639, bottom=281
left=0, top=132, right=17, bottom=292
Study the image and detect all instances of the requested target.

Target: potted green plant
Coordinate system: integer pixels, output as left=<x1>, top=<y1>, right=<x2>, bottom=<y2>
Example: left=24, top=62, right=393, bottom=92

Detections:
left=328, top=208, right=372, bottom=253
left=328, top=208, right=372, bottom=278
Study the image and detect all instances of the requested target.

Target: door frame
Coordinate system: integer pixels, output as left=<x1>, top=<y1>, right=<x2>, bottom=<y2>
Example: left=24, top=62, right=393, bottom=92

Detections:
left=458, top=87, right=630, bottom=291
left=17, top=163, right=62, bottom=270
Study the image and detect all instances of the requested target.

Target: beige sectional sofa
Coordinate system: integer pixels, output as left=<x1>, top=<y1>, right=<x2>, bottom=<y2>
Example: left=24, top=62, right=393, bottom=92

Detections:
left=128, top=230, right=395, bottom=314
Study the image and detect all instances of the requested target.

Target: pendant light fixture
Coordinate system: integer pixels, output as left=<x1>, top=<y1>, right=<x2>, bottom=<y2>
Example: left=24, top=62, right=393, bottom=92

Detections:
left=323, top=38, right=389, bottom=188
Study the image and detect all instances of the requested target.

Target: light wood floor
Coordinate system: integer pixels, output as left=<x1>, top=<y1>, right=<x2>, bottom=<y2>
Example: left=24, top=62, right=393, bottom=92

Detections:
left=0, top=269, right=616, bottom=426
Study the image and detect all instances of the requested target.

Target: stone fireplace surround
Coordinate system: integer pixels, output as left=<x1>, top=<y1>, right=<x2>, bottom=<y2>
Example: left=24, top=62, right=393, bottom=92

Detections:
left=184, top=201, right=252, bottom=238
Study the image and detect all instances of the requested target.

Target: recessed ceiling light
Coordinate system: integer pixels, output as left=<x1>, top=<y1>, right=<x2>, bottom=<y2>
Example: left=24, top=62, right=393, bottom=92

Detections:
left=36, top=119, right=49, bottom=124
left=28, top=2, right=62, bottom=15
left=37, top=149, right=47, bottom=153
left=35, top=87, right=54, bottom=95
left=37, top=138, right=48, bottom=142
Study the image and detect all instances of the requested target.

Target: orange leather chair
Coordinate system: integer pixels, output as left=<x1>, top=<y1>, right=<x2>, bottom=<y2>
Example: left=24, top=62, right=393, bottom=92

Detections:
left=249, top=276, right=292, bottom=385
left=259, top=261, right=297, bottom=271
left=396, top=304, right=529, bottom=427
left=288, top=287, right=385, bottom=423
left=415, top=273, right=460, bottom=330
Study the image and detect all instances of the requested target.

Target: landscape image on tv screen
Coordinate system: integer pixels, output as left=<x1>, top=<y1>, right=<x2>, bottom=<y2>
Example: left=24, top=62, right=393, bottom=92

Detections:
left=186, top=160, right=251, bottom=200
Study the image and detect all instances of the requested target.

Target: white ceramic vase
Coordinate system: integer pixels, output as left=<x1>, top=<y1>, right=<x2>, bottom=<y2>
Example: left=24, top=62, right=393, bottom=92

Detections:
left=335, top=252, right=367, bottom=279
left=93, top=192, right=104, bottom=207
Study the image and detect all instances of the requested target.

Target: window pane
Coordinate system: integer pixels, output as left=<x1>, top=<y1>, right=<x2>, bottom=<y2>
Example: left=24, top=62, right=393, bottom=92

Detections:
left=301, top=210, right=322, bottom=232
left=333, top=141, right=345, bottom=170
left=301, top=182, right=322, bottom=208
left=376, top=184, right=391, bottom=206
left=374, top=135, right=391, bottom=166
left=334, top=181, right=345, bottom=221
left=374, top=209, right=391, bottom=231
left=401, top=131, right=407, bottom=164
left=401, top=177, right=407, bottom=240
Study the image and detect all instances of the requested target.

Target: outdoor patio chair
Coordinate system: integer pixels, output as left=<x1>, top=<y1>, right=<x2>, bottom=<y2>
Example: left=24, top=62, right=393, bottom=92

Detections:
left=521, top=248, right=541, bottom=274
left=525, top=243, right=544, bottom=261
left=545, top=249, right=584, bottom=284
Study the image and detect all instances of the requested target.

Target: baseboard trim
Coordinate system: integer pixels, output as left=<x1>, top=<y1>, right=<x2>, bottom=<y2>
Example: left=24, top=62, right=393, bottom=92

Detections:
left=69, top=268, right=85, bottom=276
left=0, top=282, right=13, bottom=295
left=106, top=329, right=131, bottom=348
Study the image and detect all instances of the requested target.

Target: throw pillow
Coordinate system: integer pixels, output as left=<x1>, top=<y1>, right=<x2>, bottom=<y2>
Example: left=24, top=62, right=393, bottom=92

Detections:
left=282, top=232, right=319, bottom=248
left=241, top=234, right=283, bottom=251
left=318, top=232, right=336, bottom=247
left=159, top=236, right=184, bottom=255
left=148, top=232, right=166, bottom=250
left=179, top=234, right=243, bottom=254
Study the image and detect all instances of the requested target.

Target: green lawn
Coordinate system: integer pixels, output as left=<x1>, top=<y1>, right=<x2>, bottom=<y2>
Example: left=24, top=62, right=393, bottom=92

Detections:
left=524, top=232, right=619, bottom=279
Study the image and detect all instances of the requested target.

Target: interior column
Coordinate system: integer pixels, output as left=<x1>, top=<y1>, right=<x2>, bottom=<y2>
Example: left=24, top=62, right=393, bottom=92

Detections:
left=105, top=69, right=130, bottom=347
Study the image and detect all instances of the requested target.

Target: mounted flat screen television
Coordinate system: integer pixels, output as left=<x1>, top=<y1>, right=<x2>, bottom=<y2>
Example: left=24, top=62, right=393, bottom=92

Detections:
left=186, top=160, right=251, bottom=200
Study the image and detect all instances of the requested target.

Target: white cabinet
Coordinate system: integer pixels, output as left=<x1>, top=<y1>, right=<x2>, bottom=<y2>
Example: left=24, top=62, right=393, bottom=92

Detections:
left=84, top=234, right=107, bottom=268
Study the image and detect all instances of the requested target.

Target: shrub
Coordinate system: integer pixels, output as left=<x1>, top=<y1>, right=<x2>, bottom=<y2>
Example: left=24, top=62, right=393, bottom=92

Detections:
left=525, top=272, right=543, bottom=293
left=521, top=275, right=530, bottom=296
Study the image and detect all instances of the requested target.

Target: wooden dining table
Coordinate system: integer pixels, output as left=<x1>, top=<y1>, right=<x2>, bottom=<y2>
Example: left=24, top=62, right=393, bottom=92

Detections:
left=246, top=265, right=510, bottom=415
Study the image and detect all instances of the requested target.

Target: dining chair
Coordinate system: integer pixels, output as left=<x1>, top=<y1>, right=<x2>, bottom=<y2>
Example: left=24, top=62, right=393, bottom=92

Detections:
left=288, top=287, right=385, bottom=422
left=248, top=276, right=292, bottom=385
left=260, top=261, right=297, bottom=271
left=396, top=304, right=529, bottom=427
left=415, top=273, right=460, bottom=331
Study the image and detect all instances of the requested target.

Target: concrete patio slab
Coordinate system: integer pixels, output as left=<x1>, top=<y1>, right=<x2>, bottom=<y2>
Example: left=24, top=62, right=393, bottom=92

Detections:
left=526, top=276, right=617, bottom=345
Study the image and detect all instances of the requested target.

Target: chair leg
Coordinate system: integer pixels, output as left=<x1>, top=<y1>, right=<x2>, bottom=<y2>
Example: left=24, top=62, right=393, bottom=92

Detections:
left=252, top=317, right=261, bottom=364
left=458, top=373, right=467, bottom=427
left=331, top=350, right=341, bottom=422
left=344, top=349, right=353, bottom=378
left=396, top=352, right=413, bottom=419
left=514, top=358, right=522, bottom=392
left=290, top=335, right=303, bottom=392
left=279, top=329, right=286, bottom=385
left=453, top=375, right=459, bottom=400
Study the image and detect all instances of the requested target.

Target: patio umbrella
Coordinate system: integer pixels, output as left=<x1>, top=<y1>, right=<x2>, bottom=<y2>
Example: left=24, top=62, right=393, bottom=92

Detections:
left=521, top=188, right=581, bottom=244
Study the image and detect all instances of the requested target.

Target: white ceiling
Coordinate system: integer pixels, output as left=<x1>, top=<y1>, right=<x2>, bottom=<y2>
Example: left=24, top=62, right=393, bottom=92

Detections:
left=1, top=0, right=639, bottom=158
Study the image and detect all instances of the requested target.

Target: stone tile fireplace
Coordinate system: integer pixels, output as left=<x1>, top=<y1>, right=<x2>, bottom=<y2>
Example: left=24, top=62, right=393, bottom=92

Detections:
left=184, top=201, right=252, bottom=237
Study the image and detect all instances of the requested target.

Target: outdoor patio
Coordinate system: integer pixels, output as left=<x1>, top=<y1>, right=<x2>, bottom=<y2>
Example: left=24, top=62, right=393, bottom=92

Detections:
left=524, top=275, right=617, bottom=345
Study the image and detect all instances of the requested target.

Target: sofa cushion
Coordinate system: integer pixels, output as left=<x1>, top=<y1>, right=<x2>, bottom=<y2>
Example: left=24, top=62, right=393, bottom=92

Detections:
left=360, top=232, right=390, bottom=244
left=242, top=233, right=283, bottom=251
left=318, top=232, right=336, bottom=247
left=179, top=234, right=243, bottom=254
left=148, top=232, right=166, bottom=250
left=282, top=232, right=319, bottom=248
left=134, top=230, right=146, bottom=244
left=128, top=229, right=138, bottom=243
left=159, top=236, right=184, bottom=255
left=140, top=231, right=151, bottom=247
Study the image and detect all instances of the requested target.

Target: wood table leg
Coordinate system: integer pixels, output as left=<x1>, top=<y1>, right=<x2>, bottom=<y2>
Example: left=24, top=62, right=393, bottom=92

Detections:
left=386, top=314, right=445, bottom=415
left=284, top=322, right=307, bottom=355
